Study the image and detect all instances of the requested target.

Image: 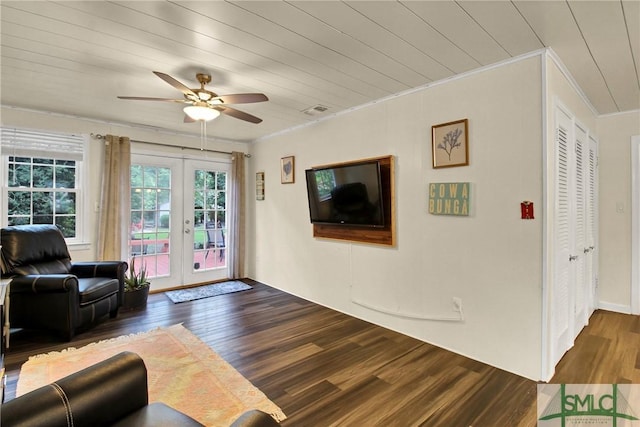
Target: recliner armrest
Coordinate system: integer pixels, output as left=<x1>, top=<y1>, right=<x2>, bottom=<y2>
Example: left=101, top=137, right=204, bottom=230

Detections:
left=230, top=410, right=282, bottom=427
left=9, top=274, right=79, bottom=293
left=1, top=352, right=148, bottom=427
left=71, top=261, right=128, bottom=279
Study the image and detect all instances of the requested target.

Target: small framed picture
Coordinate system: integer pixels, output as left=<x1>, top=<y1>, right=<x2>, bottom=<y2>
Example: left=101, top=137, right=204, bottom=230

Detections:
left=432, top=119, right=469, bottom=168
left=281, top=156, right=295, bottom=184
left=256, top=172, right=265, bottom=200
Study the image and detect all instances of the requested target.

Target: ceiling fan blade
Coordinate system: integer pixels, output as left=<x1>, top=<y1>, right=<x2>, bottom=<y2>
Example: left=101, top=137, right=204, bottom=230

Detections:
left=214, top=106, right=263, bottom=124
left=117, top=96, right=186, bottom=103
left=153, top=71, right=198, bottom=99
left=213, top=93, right=269, bottom=104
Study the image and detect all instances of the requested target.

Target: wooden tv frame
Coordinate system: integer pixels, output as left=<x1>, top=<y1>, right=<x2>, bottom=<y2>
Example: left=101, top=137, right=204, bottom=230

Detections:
left=312, top=155, right=395, bottom=246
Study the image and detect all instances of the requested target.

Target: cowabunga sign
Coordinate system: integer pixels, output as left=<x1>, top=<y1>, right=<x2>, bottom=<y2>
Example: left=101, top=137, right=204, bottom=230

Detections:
left=538, top=384, right=640, bottom=426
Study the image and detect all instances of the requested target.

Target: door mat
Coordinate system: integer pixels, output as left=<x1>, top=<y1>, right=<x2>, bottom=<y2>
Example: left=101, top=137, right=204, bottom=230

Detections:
left=164, top=280, right=252, bottom=303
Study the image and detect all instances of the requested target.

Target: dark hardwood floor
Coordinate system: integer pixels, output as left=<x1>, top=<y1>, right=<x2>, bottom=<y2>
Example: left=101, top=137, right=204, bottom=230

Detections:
left=3, top=280, right=638, bottom=426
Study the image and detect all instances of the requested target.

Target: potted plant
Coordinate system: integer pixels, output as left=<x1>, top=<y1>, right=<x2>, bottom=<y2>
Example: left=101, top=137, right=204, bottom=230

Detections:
left=122, top=256, right=150, bottom=310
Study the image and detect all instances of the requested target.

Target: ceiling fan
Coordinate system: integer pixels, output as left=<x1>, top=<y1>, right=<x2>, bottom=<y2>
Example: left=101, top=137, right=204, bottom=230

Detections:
left=118, top=71, right=268, bottom=124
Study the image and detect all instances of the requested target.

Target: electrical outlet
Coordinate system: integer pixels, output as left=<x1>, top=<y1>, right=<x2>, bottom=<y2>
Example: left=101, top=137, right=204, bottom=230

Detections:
left=453, top=297, right=462, bottom=312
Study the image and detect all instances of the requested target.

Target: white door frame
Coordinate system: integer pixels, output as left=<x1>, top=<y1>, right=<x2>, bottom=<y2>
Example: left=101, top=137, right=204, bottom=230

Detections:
left=632, top=136, right=640, bottom=314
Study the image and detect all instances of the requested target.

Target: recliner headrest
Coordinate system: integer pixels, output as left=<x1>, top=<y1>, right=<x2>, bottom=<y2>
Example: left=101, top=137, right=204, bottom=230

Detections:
left=0, top=224, right=71, bottom=275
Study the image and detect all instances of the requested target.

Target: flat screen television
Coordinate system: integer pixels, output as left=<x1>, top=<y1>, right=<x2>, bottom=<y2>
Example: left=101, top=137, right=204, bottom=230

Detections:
left=305, top=160, right=385, bottom=227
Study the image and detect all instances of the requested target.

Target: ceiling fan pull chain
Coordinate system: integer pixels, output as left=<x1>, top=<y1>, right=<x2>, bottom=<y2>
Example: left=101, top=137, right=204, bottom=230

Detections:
left=200, top=120, right=207, bottom=151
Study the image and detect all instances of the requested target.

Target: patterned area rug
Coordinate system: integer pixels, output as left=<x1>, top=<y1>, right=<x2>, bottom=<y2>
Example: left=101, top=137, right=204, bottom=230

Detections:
left=17, top=324, right=286, bottom=425
left=165, top=280, right=252, bottom=303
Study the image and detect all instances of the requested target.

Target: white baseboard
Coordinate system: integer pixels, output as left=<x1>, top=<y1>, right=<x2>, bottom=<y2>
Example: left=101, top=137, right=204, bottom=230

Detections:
left=597, top=300, right=632, bottom=314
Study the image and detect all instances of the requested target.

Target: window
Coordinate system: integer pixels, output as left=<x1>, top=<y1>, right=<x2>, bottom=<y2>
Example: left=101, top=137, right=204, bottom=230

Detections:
left=1, top=127, right=85, bottom=241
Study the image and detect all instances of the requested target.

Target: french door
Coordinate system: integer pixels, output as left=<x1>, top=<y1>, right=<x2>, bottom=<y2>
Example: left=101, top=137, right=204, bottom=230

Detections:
left=182, top=159, right=230, bottom=285
left=129, top=154, right=231, bottom=291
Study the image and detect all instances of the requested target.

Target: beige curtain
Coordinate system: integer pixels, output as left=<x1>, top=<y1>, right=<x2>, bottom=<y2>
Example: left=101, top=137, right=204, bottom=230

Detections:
left=229, top=151, right=246, bottom=278
left=97, top=135, right=131, bottom=261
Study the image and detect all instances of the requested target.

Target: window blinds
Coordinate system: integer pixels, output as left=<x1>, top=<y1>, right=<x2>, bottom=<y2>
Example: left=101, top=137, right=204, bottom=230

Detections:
left=1, top=127, right=85, bottom=161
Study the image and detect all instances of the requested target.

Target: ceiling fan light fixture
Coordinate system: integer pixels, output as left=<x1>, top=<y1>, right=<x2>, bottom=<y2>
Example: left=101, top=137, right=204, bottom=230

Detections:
left=183, top=104, right=220, bottom=121
left=119, top=71, right=265, bottom=124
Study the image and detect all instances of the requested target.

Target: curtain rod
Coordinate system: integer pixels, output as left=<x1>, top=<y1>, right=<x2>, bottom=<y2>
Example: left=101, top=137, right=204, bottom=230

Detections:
left=90, top=133, right=250, bottom=157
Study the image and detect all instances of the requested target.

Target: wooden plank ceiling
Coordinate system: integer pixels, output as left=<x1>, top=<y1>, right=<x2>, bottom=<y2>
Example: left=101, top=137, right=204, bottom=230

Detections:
left=1, top=1, right=638, bottom=143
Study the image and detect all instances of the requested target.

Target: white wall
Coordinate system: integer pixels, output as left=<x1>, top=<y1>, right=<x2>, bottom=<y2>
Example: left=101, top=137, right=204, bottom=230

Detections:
left=597, top=112, right=640, bottom=311
left=249, top=56, right=545, bottom=380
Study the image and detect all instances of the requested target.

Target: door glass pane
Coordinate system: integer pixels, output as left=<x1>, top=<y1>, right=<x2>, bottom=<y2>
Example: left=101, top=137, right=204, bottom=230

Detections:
left=130, top=165, right=171, bottom=279
left=193, top=169, right=227, bottom=272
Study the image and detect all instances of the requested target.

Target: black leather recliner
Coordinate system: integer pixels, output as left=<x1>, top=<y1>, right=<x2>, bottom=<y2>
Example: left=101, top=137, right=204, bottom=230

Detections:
left=1, top=351, right=282, bottom=427
left=0, top=224, right=128, bottom=340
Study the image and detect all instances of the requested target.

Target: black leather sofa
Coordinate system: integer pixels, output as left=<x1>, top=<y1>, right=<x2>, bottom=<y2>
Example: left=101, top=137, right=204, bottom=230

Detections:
left=0, top=224, right=128, bottom=340
left=1, top=351, right=282, bottom=427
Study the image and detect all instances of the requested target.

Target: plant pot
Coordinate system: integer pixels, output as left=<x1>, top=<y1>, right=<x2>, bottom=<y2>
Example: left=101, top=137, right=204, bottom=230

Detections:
left=122, top=286, right=150, bottom=311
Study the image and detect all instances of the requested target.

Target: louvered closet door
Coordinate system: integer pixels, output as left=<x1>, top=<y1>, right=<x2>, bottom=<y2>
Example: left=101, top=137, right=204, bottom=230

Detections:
left=550, top=105, right=598, bottom=369
left=552, top=106, right=573, bottom=366
left=573, top=124, right=588, bottom=333
left=585, top=135, right=598, bottom=314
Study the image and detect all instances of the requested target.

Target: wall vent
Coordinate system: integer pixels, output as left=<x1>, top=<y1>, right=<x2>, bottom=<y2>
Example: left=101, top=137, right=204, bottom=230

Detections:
left=302, top=104, right=329, bottom=116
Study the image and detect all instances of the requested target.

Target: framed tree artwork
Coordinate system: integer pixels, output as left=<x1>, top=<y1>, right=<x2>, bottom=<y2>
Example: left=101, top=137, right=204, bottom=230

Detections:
left=432, top=119, right=469, bottom=168
left=281, top=156, right=295, bottom=183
